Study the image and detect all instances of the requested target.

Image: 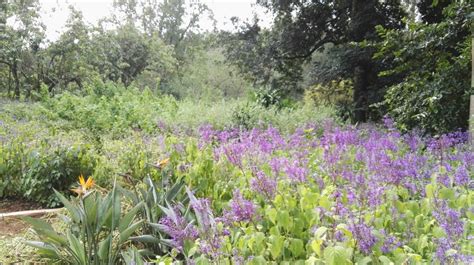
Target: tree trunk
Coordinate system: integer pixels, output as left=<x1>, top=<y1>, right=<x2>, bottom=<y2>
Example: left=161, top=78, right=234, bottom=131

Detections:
left=470, top=95, right=473, bottom=146
left=469, top=35, right=473, bottom=147
left=12, top=61, right=20, bottom=99
left=7, top=67, right=12, bottom=97
left=353, top=62, right=369, bottom=122
left=350, top=0, right=376, bottom=123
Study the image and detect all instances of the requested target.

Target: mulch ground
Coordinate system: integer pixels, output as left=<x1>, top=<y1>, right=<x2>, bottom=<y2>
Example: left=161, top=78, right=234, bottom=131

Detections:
left=0, top=199, right=42, bottom=236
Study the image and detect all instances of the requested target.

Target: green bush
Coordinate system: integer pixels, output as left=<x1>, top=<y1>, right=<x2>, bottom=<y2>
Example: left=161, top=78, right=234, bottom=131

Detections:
left=21, top=144, right=96, bottom=207
left=0, top=139, right=96, bottom=207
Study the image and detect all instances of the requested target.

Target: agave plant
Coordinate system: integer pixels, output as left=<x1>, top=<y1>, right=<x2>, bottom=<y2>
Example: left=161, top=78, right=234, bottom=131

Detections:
left=23, top=177, right=144, bottom=265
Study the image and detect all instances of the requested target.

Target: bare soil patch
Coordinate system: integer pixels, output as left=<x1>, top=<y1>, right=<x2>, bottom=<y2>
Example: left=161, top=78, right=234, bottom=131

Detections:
left=0, top=199, right=42, bottom=236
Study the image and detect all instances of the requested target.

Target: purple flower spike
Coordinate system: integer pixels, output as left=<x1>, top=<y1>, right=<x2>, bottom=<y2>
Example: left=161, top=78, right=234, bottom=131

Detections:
left=224, top=189, right=257, bottom=224
left=250, top=171, right=277, bottom=200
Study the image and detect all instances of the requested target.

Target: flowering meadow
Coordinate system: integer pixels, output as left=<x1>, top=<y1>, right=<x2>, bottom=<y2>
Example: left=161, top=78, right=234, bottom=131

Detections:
left=0, top=94, right=473, bottom=264
left=159, top=119, right=473, bottom=264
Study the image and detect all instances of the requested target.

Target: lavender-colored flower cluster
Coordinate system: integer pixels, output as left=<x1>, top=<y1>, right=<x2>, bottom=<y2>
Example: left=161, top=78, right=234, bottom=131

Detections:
left=250, top=170, right=277, bottom=200
left=157, top=207, right=198, bottom=251
left=223, top=189, right=257, bottom=224
left=433, top=200, right=464, bottom=239
left=348, top=222, right=378, bottom=255
left=178, top=121, right=472, bottom=260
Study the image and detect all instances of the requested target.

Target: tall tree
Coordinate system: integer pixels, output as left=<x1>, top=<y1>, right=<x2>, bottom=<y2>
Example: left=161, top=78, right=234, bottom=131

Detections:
left=112, top=0, right=212, bottom=55
left=42, top=7, right=94, bottom=92
left=0, top=0, right=44, bottom=98
left=224, top=0, right=405, bottom=121
left=376, top=1, right=471, bottom=134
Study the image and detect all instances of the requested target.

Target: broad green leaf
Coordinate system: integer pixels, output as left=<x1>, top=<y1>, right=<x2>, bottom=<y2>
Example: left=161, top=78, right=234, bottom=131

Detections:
left=248, top=255, right=266, bottom=265
left=319, top=195, right=331, bottom=210
left=37, top=228, right=68, bottom=246
left=22, top=216, right=54, bottom=232
left=277, top=210, right=291, bottom=231
left=323, top=246, right=350, bottom=265
left=311, top=239, right=323, bottom=257
left=118, top=202, right=143, bottom=232
left=439, top=187, right=454, bottom=201
left=266, top=207, right=278, bottom=224
left=54, top=190, right=80, bottom=222
left=67, top=231, right=86, bottom=265
left=83, top=193, right=98, bottom=226
left=119, top=220, right=144, bottom=243
left=24, top=241, right=60, bottom=259
left=379, top=255, right=394, bottom=265
left=130, top=235, right=161, bottom=244
left=425, top=184, right=435, bottom=198
left=432, top=226, right=446, bottom=238
left=289, top=238, right=304, bottom=258
left=98, top=235, right=111, bottom=262
left=356, top=256, right=372, bottom=265
left=314, top=226, right=328, bottom=239
left=269, top=235, right=285, bottom=259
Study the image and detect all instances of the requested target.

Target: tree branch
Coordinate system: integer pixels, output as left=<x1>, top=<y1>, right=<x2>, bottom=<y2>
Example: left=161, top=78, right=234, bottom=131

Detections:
left=0, top=59, right=11, bottom=67
left=275, top=37, right=334, bottom=60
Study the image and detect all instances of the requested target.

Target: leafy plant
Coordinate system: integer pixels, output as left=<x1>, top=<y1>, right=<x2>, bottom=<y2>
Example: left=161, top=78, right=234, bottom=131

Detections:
left=254, top=86, right=282, bottom=108
left=122, top=172, right=188, bottom=257
left=231, top=103, right=260, bottom=130
left=24, top=177, right=144, bottom=264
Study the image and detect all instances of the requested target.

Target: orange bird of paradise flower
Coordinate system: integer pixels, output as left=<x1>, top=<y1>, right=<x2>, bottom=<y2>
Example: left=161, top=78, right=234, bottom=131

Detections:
left=71, top=174, right=94, bottom=196
left=156, top=158, right=170, bottom=169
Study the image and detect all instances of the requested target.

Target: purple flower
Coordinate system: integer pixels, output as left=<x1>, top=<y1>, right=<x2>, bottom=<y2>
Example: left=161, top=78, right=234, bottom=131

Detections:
left=435, top=237, right=452, bottom=263
left=186, top=188, right=225, bottom=259
left=250, top=171, right=277, bottom=200
left=157, top=207, right=198, bottom=251
left=269, top=156, right=288, bottom=175
left=380, top=230, right=400, bottom=254
left=284, top=160, right=308, bottom=183
left=334, top=230, right=346, bottom=242
left=433, top=201, right=464, bottom=239
left=224, top=189, right=257, bottom=224
left=349, top=222, right=377, bottom=255
left=454, top=166, right=469, bottom=186
left=232, top=249, right=245, bottom=265
left=223, top=143, right=246, bottom=167
left=382, top=115, right=396, bottom=130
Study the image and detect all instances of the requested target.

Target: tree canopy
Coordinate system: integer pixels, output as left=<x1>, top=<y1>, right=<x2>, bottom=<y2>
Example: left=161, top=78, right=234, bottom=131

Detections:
left=0, top=0, right=471, bottom=134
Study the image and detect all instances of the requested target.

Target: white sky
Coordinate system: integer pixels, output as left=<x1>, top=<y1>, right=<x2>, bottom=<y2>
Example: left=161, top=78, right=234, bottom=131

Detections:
left=38, top=0, right=270, bottom=41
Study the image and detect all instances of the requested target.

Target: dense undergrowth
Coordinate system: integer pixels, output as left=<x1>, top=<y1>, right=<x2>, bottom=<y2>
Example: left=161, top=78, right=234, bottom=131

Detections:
left=0, top=86, right=334, bottom=206
left=0, top=89, right=472, bottom=264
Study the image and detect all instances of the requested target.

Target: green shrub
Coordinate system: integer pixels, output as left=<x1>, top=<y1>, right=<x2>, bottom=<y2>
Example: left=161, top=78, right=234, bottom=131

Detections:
left=231, top=103, right=261, bottom=130
left=0, top=139, right=96, bottom=207
left=21, top=144, right=96, bottom=207
left=254, top=86, right=282, bottom=108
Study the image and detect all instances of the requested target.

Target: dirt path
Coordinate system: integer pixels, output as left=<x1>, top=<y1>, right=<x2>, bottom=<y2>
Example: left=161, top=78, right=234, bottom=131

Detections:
left=0, top=200, right=41, bottom=236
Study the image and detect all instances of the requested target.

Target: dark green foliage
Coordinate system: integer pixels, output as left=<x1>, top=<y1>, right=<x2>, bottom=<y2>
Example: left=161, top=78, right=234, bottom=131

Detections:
left=376, top=1, right=471, bottom=134
left=0, top=139, right=96, bottom=207
left=222, top=0, right=406, bottom=122
left=417, top=0, right=452, bottom=23
left=254, top=86, right=282, bottom=108
left=231, top=103, right=260, bottom=130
